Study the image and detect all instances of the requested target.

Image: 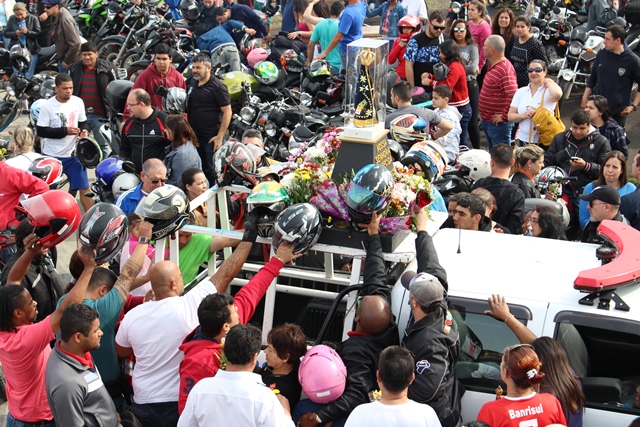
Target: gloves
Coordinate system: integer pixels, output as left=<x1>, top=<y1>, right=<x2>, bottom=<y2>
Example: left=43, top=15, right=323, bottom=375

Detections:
left=242, top=210, right=259, bottom=243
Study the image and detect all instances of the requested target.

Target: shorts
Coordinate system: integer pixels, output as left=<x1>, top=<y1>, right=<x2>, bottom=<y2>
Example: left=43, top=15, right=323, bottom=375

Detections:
left=58, top=156, right=89, bottom=191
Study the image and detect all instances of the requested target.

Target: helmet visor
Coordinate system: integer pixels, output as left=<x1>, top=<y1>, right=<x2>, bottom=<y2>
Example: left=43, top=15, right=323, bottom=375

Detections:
left=346, top=183, right=389, bottom=215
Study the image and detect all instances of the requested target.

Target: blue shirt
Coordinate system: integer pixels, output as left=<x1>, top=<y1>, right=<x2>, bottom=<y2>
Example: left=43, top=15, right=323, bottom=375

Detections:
left=115, top=183, right=144, bottom=216
left=196, top=20, right=244, bottom=51
left=228, top=3, right=268, bottom=39
left=338, top=0, right=366, bottom=53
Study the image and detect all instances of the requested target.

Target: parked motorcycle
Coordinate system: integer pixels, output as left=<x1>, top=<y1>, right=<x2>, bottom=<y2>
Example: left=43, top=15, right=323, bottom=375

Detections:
left=97, top=4, right=153, bottom=66
left=76, top=0, right=108, bottom=43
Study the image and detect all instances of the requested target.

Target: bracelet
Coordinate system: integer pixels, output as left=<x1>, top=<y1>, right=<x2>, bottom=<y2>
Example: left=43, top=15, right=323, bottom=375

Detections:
left=504, top=314, right=515, bottom=324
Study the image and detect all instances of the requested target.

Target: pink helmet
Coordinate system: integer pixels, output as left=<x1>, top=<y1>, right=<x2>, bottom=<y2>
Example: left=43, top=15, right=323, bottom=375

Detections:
left=247, top=48, right=270, bottom=69
left=298, top=345, right=347, bottom=404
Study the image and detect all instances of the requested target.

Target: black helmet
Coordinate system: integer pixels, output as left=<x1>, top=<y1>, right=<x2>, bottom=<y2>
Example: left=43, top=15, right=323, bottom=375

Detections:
left=76, top=137, right=103, bottom=168
left=346, top=164, right=394, bottom=224
left=9, top=45, right=31, bottom=74
left=387, top=139, right=405, bottom=163
left=39, top=78, right=55, bottom=99
left=272, top=203, right=322, bottom=254
left=0, top=48, right=9, bottom=69
left=180, top=0, right=200, bottom=20
left=77, top=203, right=129, bottom=264
left=135, top=184, right=190, bottom=239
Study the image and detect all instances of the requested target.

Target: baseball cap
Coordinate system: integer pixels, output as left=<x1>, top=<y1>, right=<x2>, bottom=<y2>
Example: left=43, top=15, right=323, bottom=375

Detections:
left=579, top=185, right=620, bottom=206
left=401, top=271, right=444, bottom=307
left=42, top=0, right=61, bottom=5
left=257, top=166, right=280, bottom=183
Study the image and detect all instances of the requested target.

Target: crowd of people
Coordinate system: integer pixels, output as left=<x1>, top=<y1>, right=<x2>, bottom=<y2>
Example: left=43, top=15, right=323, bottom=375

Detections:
left=1, top=0, right=640, bottom=426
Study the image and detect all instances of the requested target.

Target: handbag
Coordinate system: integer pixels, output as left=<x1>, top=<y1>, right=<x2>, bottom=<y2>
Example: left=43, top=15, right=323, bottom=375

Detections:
left=529, top=88, right=565, bottom=146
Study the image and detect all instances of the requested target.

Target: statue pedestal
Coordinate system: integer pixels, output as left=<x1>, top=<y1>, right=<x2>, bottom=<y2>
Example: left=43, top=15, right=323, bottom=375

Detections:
left=332, top=129, right=393, bottom=183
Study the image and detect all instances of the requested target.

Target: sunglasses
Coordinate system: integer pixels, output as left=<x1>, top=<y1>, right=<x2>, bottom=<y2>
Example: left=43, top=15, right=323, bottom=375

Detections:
left=145, top=173, right=168, bottom=184
left=527, top=67, right=544, bottom=73
left=452, top=28, right=466, bottom=32
left=43, top=4, right=54, bottom=8
left=432, top=24, right=446, bottom=31
left=503, top=343, right=534, bottom=362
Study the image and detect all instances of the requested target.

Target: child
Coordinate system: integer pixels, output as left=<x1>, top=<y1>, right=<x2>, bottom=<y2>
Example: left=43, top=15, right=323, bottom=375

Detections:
left=389, top=15, right=421, bottom=80
left=119, top=213, right=156, bottom=296
left=432, top=85, right=462, bottom=164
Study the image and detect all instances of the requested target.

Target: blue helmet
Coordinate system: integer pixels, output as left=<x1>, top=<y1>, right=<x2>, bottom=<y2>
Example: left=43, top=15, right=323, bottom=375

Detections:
left=96, top=158, right=123, bottom=187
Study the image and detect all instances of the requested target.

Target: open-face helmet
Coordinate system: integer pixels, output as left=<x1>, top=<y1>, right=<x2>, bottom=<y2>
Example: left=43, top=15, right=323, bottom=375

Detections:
left=135, top=185, right=190, bottom=240
left=272, top=203, right=322, bottom=254
left=390, top=114, right=429, bottom=145
left=299, top=345, right=347, bottom=404
left=346, top=164, right=394, bottom=224
left=16, top=190, right=81, bottom=248
left=28, top=156, right=63, bottom=185
left=456, top=149, right=491, bottom=181
left=77, top=203, right=129, bottom=264
left=401, top=141, right=448, bottom=182
left=112, top=173, right=141, bottom=200
left=247, top=182, right=290, bottom=237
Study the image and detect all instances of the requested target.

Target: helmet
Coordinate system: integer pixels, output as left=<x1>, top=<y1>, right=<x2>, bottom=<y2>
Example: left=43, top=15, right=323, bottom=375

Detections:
left=9, top=45, right=31, bottom=73
left=28, top=156, right=63, bottom=185
left=272, top=203, right=322, bottom=254
left=280, top=49, right=305, bottom=73
left=76, top=137, right=103, bottom=169
left=213, top=142, right=235, bottom=186
left=254, top=61, right=279, bottom=85
left=77, top=203, right=129, bottom=264
left=17, top=190, right=81, bottom=249
left=225, top=142, right=265, bottom=187
left=241, top=34, right=263, bottom=57
left=607, top=16, right=627, bottom=27
left=401, top=141, right=448, bottom=182
left=247, top=48, right=270, bottom=69
left=535, top=166, right=567, bottom=196
left=112, top=172, right=141, bottom=199
left=30, top=99, right=48, bottom=128
left=299, top=345, right=347, bottom=404
left=0, top=48, right=9, bottom=69
left=247, top=182, right=290, bottom=237
left=398, top=15, right=422, bottom=40
left=390, top=114, right=429, bottom=144
left=346, top=164, right=394, bottom=223
left=96, top=158, right=124, bottom=187
left=135, top=185, right=190, bottom=240
left=456, top=149, right=491, bottom=181
left=309, top=60, right=331, bottom=79
left=387, top=139, right=405, bottom=163
left=163, top=87, right=187, bottom=114
left=179, top=0, right=200, bottom=20
left=39, top=78, right=55, bottom=99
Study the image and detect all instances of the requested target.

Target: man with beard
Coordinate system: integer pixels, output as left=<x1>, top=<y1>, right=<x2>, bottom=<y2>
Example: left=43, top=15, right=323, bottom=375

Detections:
left=186, top=53, right=232, bottom=185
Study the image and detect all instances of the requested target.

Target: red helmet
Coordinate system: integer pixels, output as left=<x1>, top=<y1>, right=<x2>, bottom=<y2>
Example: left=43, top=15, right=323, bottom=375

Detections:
left=280, top=49, right=305, bottom=73
left=16, top=190, right=81, bottom=249
left=398, top=15, right=422, bottom=39
left=28, top=156, right=63, bottom=185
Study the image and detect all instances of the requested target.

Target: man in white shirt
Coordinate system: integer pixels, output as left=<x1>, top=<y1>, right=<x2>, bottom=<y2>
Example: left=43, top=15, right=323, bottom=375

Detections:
left=345, top=346, right=442, bottom=427
left=178, top=324, right=295, bottom=427
left=401, top=0, right=428, bottom=21
left=36, top=73, right=92, bottom=212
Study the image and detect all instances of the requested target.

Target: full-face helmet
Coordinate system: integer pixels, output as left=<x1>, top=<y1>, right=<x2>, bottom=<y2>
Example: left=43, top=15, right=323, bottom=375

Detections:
left=28, top=156, right=63, bottom=185
left=346, top=164, right=394, bottom=224
left=299, top=345, right=347, bottom=404
left=16, top=190, right=81, bottom=248
left=272, top=203, right=322, bottom=254
left=77, top=203, right=129, bottom=264
left=135, top=185, right=190, bottom=240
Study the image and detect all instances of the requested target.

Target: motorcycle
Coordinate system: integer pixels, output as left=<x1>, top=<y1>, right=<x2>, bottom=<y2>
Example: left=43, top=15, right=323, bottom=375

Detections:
left=76, top=0, right=108, bottom=43
left=99, top=79, right=134, bottom=156
left=97, top=4, right=153, bottom=67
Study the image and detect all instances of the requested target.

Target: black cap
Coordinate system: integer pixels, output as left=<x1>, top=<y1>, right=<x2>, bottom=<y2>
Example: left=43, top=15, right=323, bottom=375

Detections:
left=579, top=185, right=620, bottom=206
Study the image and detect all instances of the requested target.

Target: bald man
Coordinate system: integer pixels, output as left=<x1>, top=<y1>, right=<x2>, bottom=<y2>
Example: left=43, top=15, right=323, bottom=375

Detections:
left=297, top=213, right=399, bottom=427
left=115, top=215, right=260, bottom=427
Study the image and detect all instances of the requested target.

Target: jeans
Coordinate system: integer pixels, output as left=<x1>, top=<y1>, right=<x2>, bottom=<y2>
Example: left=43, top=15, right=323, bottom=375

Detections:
left=457, top=103, right=472, bottom=149
left=482, top=120, right=514, bottom=149
left=87, top=114, right=109, bottom=159
left=467, top=79, right=481, bottom=149
left=58, top=63, right=68, bottom=74
left=12, top=53, right=38, bottom=79
left=130, top=402, right=179, bottom=427
left=211, top=44, right=241, bottom=72
left=6, top=413, right=56, bottom=427
left=292, top=399, right=347, bottom=427
left=197, top=139, right=216, bottom=186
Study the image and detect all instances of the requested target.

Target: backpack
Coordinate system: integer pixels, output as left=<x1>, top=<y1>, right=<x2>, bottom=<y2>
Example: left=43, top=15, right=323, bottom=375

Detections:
left=529, top=88, right=565, bottom=146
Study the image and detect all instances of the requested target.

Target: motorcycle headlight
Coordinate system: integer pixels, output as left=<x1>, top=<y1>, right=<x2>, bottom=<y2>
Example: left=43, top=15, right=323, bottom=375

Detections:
left=531, top=27, right=540, bottom=39
left=568, top=41, right=582, bottom=56
left=240, top=106, right=256, bottom=122
left=143, top=39, right=153, bottom=50
left=451, top=1, right=461, bottom=13
left=108, top=11, right=115, bottom=20
left=265, top=121, right=277, bottom=137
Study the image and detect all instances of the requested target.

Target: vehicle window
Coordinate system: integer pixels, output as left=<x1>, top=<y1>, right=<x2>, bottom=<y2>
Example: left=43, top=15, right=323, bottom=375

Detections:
left=554, top=311, right=640, bottom=414
left=450, top=297, right=531, bottom=394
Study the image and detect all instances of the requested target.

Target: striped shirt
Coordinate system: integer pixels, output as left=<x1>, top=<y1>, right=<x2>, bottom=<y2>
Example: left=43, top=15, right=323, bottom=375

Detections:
left=79, top=67, right=104, bottom=116
left=478, top=58, right=517, bottom=122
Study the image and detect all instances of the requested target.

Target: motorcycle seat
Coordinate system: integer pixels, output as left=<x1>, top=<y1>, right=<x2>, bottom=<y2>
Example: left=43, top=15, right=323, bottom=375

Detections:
left=292, top=125, right=314, bottom=141
left=38, top=45, right=56, bottom=60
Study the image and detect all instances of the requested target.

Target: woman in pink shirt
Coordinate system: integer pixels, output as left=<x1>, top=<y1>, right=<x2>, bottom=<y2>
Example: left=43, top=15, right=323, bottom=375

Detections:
left=468, top=1, right=492, bottom=87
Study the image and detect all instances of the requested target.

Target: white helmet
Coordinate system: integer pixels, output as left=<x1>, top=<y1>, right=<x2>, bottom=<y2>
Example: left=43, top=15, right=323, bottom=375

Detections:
left=456, top=149, right=491, bottom=181
left=30, top=99, right=48, bottom=128
left=535, top=166, right=567, bottom=197
left=112, top=172, right=141, bottom=199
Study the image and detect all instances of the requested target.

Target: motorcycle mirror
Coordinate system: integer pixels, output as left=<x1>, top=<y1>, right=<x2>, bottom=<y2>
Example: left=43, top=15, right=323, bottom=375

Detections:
left=163, top=11, right=173, bottom=20
left=552, top=6, right=560, bottom=13
left=122, top=161, right=136, bottom=174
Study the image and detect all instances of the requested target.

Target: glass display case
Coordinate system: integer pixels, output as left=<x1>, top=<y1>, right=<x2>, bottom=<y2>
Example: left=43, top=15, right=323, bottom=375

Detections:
left=342, top=38, right=389, bottom=140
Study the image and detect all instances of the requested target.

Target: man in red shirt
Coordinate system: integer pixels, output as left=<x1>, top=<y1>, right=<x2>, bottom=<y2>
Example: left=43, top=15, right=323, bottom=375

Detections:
left=69, top=42, right=117, bottom=159
left=122, top=43, right=186, bottom=122
left=0, top=162, right=49, bottom=230
left=478, top=35, right=517, bottom=149
left=0, top=235, right=96, bottom=426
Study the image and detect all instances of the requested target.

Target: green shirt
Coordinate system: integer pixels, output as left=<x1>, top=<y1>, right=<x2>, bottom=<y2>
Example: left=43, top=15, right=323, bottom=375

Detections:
left=179, top=233, right=215, bottom=285
left=310, top=18, right=342, bottom=72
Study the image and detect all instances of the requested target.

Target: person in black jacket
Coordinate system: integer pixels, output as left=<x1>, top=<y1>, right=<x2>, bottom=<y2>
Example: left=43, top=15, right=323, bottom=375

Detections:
left=5, top=3, right=40, bottom=78
left=472, top=144, right=525, bottom=234
left=296, top=212, right=399, bottom=427
left=120, top=88, right=169, bottom=174
left=213, top=3, right=269, bottom=44
left=69, top=42, right=117, bottom=160
left=401, top=207, right=462, bottom=427
left=511, top=144, right=545, bottom=199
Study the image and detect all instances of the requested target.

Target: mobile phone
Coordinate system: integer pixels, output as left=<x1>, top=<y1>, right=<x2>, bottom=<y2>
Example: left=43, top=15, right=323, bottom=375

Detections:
left=570, top=157, right=580, bottom=161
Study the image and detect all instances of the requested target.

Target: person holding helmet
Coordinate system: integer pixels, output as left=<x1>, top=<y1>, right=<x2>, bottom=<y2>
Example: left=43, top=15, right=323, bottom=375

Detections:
left=36, top=73, right=93, bottom=213
left=5, top=2, right=40, bottom=79
left=195, top=16, right=256, bottom=71
left=296, top=211, right=400, bottom=427
left=186, top=53, right=232, bottom=186
left=212, top=4, right=270, bottom=44
left=386, top=80, right=452, bottom=140
left=122, top=44, right=186, bottom=123
left=177, top=240, right=301, bottom=415
left=116, top=158, right=167, bottom=215
left=178, top=324, right=295, bottom=426
left=116, top=212, right=262, bottom=427
left=0, top=158, right=49, bottom=230
left=389, top=15, right=420, bottom=81
left=307, top=1, right=343, bottom=74
left=0, top=235, right=96, bottom=427
left=69, top=42, right=117, bottom=160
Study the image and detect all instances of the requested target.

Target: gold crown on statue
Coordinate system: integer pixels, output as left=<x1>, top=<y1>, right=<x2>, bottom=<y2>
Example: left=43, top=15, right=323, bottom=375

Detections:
left=359, top=49, right=375, bottom=67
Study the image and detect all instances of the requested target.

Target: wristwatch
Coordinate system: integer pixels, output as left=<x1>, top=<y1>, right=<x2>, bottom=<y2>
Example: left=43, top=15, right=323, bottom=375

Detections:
left=138, top=236, right=150, bottom=244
